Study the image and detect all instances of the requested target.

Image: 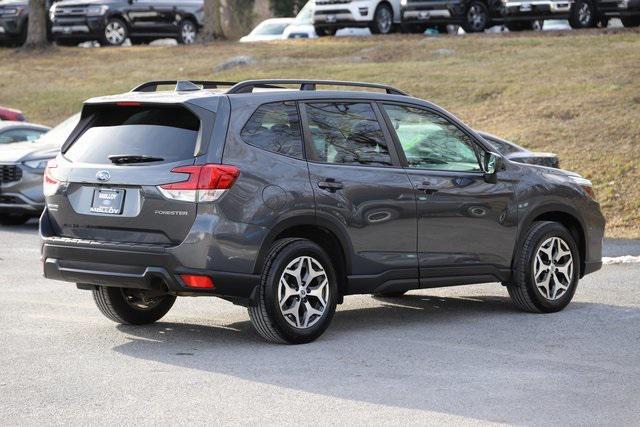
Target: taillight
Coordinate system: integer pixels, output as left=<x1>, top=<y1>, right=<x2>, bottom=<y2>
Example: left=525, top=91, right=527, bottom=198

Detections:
left=158, top=164, right=239, bottom=202
left=180, top=274, right=215, bottom=289
left=43, top=159, right=60, bottom=197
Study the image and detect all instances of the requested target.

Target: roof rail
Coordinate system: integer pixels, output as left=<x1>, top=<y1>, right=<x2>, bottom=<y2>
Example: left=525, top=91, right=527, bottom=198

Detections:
left=131, top=80, right=238, bottom=92
left=226, top=79, right=409, bottom=96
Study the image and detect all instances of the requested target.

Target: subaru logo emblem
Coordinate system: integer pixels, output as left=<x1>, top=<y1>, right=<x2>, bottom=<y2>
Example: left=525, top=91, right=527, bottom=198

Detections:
left=96, top=170, right=111, bottom=182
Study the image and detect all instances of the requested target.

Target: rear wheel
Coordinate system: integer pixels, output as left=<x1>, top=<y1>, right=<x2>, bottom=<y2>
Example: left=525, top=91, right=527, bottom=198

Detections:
left=92, top=286, right=176, bottom=325
left=569, top=0, right=597, bottom=28
left=0, top=214, right=30, bottom=225
left=370, top=3, right=394, bottom=34
left=462, top=1, right=489, bottom=33
left=248, top=238, right=338, bottom=344
left=177, top=19, right=197, bottom=44
left=101, top=17, right=128, bottom=46
left=507, top=221, right=580, bottom=313
left=621, top=16, right=640, bottom=27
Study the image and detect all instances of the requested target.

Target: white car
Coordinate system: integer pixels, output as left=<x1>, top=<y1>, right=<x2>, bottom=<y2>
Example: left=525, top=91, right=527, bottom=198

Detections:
left=313, top=0, right=402, bottom=35
left=239, top=18, right=296, bottom=42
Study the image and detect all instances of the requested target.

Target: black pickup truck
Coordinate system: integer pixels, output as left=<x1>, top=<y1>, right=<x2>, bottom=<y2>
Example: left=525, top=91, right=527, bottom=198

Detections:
left=49, top=0, right=204, bottom=46
left=400, top=0, right=640, bottom=32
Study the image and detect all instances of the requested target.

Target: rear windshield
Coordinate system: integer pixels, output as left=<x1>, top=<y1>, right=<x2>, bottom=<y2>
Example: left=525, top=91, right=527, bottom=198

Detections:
left=65, top=106, right=201, bottom=164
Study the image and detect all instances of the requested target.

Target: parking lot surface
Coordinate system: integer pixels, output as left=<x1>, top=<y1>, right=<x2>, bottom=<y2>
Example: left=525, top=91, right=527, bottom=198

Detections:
left=1, top=222, right=639, bottom=425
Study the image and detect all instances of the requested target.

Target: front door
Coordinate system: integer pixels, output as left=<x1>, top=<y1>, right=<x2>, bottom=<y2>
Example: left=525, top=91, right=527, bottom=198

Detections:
left=300, top=101, right=418, bottom=294
left=380, top=102, right=518, bottom=285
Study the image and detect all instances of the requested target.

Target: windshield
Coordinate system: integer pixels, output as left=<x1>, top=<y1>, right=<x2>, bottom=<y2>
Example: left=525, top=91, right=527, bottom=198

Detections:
left=252, top=21, right=291, bottom=36
left=37, top=113, right=81, bottom=146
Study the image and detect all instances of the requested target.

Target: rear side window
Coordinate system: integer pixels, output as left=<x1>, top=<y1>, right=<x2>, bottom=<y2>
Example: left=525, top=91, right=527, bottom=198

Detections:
left=65, top=106, right=201, bottom=164
left=305, top=102, right=392, bottom=167
left=240, top=101, right=304, bottom=159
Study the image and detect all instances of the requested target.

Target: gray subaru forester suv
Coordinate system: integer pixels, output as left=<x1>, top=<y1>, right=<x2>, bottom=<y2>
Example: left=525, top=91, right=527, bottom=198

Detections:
left=41, top=79, right=605, bottom=344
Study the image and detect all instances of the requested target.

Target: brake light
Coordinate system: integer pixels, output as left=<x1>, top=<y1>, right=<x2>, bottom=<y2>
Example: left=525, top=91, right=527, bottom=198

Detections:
left=116, top=102, right=142, bottom=107
left=158, top=164, right=239, bottom=202
left=43, top=159, right=60, bottom=197
left=180, top=274, right=215, bottom=289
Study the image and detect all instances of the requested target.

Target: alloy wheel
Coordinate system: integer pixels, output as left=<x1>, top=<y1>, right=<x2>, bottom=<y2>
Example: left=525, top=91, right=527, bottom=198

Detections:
left=181, top=21, right=196, bottom=44
left=376, top=7, right=393, bottom=33
left=278, top=256, right=330, bottom=329
left=105, top=21, right=126, bottom=45
left=578, top=3, right=592, bottom=26
left=468, top=5, right=486, bottom=31
left=533, top=237, right=574, bottom=301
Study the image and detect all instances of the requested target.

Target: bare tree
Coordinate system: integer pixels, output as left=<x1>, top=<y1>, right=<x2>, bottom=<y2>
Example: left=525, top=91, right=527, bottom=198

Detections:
left=253, top=0, right=271, bottom=22
left=23, top=0, right=49, bottom=49
left=201, top=0, right=223, bottom=41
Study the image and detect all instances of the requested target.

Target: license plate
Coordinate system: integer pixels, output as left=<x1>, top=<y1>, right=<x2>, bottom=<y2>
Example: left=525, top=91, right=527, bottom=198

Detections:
left=90, top=189, right=125, bottom=215
left=325, top=14, right=336, bottom=23
left=520, top=3, right=532, bottom=11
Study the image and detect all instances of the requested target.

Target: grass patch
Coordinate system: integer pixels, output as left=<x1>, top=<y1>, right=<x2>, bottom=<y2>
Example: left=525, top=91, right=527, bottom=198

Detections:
left=1, top=30, right=638, bottom=237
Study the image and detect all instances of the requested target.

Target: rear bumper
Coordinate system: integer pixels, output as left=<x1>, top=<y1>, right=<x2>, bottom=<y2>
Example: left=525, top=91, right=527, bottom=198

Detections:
left=41, top=213, right=261, bottom=305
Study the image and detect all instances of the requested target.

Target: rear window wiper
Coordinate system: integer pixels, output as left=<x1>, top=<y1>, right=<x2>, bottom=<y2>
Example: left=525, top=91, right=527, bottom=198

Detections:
left=108, top=154, right=165, bottom=164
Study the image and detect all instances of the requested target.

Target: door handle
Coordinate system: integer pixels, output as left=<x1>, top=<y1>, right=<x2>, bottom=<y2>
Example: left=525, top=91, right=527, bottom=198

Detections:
left=318, top=179, right=344, bottom=192
left=415, top=182, right=438, bottom=195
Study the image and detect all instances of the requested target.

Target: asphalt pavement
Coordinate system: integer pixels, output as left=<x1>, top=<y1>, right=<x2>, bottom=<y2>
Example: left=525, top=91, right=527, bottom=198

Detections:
left=1, top=222, right=639, bottom=425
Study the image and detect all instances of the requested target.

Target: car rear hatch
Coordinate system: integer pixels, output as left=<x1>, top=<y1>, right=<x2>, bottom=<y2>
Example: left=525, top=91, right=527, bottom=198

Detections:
left=45, top=101, right=223, bottom=246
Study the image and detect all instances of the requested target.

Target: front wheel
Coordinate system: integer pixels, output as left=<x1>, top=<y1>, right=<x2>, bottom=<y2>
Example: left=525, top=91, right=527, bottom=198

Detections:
left=92, top=286, right=176, bottom=325
left=248, top=238, right=338, bottom=344
left=177, top=19, right=197, bottom=44
left=369, top=3, right=394, bottom=34
left=569, top=0, right=597, bottom=28
left=507, top=221, right=580, bottom=313
left=101, top=18, right=128, bottom=46
left=462, top=1, right=489, bottom=33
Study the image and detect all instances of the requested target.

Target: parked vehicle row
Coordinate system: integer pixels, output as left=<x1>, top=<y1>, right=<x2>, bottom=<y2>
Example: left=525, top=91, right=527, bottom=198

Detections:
left=33, top=78, right=604, bottom=344
left=312, top=0, right=640, bottom=34
left=0, top=0, right=203, bottom=47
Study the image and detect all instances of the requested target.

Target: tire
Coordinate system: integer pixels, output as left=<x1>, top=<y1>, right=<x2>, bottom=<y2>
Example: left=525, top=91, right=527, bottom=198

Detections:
left=369, top=3, right=394, bottom=34
left=507, top=221, right=580, bottom=313
left=569, top=0, right=597, bottom=28
left=621, top=16, right=640, bottom=27
left=92, top=286, right=176, bottom=325
left=248, top=238, right=338, bottom=344
left=177, top=19, right=197, bottom=44
left=101, top=17, right=128, bottom=46
left=462, top=1, right=489, bottom=33
left=373, top=291, right=407, bottom=298
left=314, top=26, right=337, bottom=37
left=0, top=214, right=30, bottom=225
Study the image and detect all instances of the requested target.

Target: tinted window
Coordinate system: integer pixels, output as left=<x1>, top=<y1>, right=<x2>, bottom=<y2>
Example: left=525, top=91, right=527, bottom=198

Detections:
left=305, top=102, right=392, bottom=167
left=65, top=107, right=201, bottom=164
left=240, top=101, right=303, bottom=159
left=384, top=104, right=481, bottom=172
left=0, top=128, right=46, bottom=144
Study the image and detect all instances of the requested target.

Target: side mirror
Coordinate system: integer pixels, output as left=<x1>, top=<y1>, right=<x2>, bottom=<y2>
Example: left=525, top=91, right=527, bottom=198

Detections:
left=483, top=152, right=503, bottom=184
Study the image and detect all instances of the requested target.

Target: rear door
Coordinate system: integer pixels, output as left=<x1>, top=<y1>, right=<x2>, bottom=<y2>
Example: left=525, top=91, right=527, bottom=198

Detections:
left=46, top=103, right=214, bottom=246
left=380, top=102, right=518, bottom=284
left=300, top=100, right=418, bottom=293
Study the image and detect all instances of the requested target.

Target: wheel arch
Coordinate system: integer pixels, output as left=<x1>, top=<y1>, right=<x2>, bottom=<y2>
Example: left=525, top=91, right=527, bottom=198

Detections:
left=253, top=215, right=353, bottom=296
left=518, top=205, right=587, bottom=278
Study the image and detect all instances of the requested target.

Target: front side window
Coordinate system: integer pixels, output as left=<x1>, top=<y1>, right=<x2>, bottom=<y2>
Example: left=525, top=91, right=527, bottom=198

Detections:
left=240, top=101, right=304, bottom=159
left=305, top=102, right=392, bottom=167
left=383, top=104, right=481, bottom=172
